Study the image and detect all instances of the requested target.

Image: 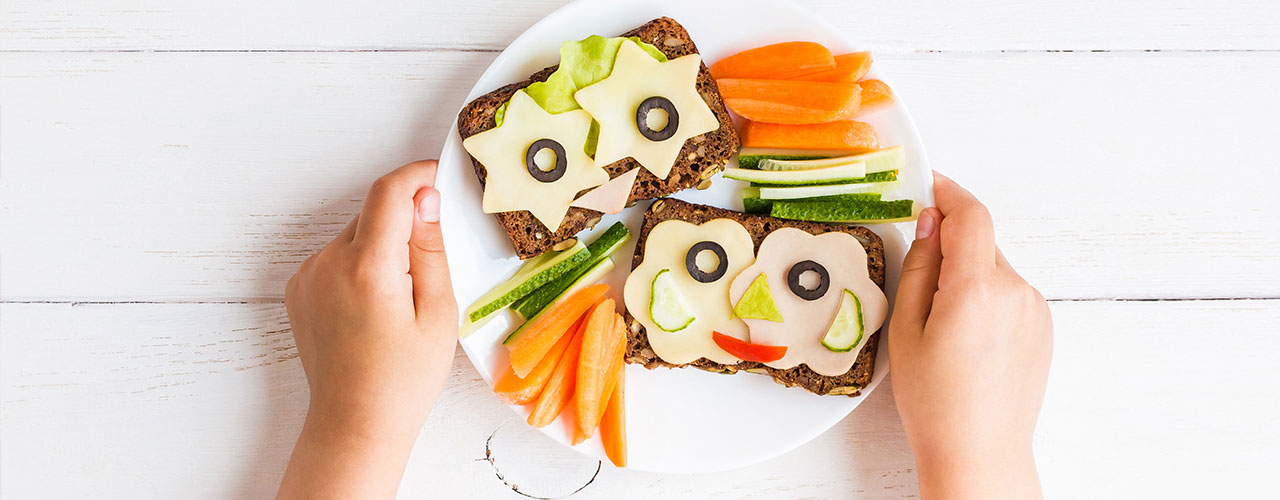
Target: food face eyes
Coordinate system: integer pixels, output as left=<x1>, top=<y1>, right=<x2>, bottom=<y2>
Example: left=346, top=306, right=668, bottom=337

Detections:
left=635, top=96, right=680, bottom=142
left=524, top=138, right=568, bottom=183
left=685, top=240, right=728, bottom=283
left=786, top=260, right=831, bottom=301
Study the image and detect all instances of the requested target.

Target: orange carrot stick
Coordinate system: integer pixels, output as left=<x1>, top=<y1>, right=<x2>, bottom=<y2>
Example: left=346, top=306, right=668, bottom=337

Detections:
left=854, top=79, right=895, bottom=115
left=507, top=284, right=608, bottom=378
left=493, top=317, right=580, bottom=405
left=573, top=299, right=621, bottom=443
left=717, top=79, right=860, bottom=124
left=793, top=52, right=872, bottom=83
left=710, top=41, right=834, bottom=80
left=527, top=319, right=587, bottom=428
left=742, top=120, right=879, bottom=152
left=599, top=360, right=627, bottom=467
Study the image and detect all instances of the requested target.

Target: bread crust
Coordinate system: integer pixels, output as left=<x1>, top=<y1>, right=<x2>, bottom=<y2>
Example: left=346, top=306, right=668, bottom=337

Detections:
left=622, top=198, right=885, bottom=397
left=456, top=17, right=740, bottom=259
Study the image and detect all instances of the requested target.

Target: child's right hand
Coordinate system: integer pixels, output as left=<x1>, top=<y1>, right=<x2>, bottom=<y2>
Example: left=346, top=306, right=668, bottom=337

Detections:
left=889, top=172, right=1053, bottom=500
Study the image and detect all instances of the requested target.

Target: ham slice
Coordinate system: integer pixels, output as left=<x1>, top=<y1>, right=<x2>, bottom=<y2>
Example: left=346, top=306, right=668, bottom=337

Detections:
left=570, top=168, right=640, bottom=214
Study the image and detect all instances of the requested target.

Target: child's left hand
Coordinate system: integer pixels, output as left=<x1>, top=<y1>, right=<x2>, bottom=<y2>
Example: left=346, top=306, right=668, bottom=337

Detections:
left=279, top=160, right=458, bottom=499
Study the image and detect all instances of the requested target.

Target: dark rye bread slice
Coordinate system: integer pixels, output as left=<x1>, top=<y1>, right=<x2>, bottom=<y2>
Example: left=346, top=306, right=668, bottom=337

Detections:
left=622, top=198, right=885, bottom=397
left=456, top=17, right=740, bottom=259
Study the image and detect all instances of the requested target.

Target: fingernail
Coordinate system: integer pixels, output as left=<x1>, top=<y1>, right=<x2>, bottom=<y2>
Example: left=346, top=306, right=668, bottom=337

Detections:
left=915, top=208, right=937, bottom=240
left=418, top=189, right=440, bottom=223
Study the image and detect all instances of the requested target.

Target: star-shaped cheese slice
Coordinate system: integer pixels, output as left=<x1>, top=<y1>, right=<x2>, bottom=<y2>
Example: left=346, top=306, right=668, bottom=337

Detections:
left=462, top=90, right=610, bottom=231
left=574, top=40, right=720, bottom=180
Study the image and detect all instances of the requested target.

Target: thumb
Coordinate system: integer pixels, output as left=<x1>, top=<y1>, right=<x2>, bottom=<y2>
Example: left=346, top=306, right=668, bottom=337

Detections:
left=409, top=186, right=457, bottom=325
left=891, top=207, right=942, bottom=336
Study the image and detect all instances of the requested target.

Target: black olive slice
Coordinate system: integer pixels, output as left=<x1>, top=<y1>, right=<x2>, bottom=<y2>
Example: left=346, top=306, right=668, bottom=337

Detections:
left=525, top=138, right=567, bottom=183
left=787, top=260, right=830, bottom=301
left=685, top=241, right=728, bottom=283
left=635, top=96, right=680, bottom=142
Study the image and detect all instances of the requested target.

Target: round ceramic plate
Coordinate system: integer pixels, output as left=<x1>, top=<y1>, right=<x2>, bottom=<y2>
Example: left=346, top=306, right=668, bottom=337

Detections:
left=438, top=0, right=934, bottom=473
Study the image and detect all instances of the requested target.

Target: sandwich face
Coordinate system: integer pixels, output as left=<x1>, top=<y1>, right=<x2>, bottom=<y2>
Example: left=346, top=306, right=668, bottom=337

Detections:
left=623, top=199, right=887, bottom=396
left=727, top=228, right=887, bottom=377
left=456, top=17, right=740, bottom=259
left=622, top=218, right=755, bottom=366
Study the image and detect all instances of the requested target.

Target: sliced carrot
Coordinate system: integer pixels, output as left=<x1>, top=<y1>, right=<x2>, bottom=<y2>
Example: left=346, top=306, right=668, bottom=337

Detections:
left=599, top=361, right=627, bottom=467
left=582, top=315, right=627, bottom=439
left=573, top=300, right=623, bottom=442
left=742, top=120, right=879, bottom=152
left=527, top=319, right=586, bottom=428
left=724, top=98, right=846, bottom=124
left=717, top=79, right=860, bottom=113
left=710, top=41, right=834, bottom=80
left=793, top=52, right=872, bottom=83
left=717, top=79, right=860, bottom=124
left=855, top=79, right=895, bottom=115
left=493, top=318, right=580, bottom=405
left=594, top=315, right=627, bottom=417
left=507, top=283, right=608, bottom=378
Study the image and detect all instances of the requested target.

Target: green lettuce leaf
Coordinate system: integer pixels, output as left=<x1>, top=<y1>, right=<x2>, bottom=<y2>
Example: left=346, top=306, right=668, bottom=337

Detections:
left=494, top=36, right=667, bottom=128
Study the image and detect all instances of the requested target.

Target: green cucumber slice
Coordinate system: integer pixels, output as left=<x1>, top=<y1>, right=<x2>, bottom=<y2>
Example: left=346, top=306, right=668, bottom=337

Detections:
left=758, top=146, right=904, bottom=174
left=757, top=180, right=901, bottom=200
left=650, top=269, right=695, bottom=332
left=733, top=274, right=784, bottom=322
left=722, top=163, right=867, bottom=185
left=770, top=199, right=916, bottom=223
left=462, top=240, right=590, bottom=326
left=743, top=189, right=882, bottom=214
left=821, top=290, right=864, bottom=352
left=750, top=169, right=898, bottom=188
left=738, top=147, right=872, bottom=169
left=742, top=193, right=773, bottom=214
left=511, top=222, right=631, bottom=319
left=738, top=154, right=828, bottom=170
left=503, top=257, right=616, bottom=346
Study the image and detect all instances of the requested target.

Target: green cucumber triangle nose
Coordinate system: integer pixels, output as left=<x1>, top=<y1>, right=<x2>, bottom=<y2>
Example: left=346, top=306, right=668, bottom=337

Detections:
left=734, top=273, right=784, bottom=322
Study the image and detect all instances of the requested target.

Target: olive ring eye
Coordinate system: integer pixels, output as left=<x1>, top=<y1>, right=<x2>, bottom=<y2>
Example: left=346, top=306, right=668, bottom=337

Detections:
left=685, top=241, right=728, bottom=283
left=787, top=260, right=830, bottom=301
left=636, top=96, right=680, bottom=142
left=525, top=138, right=567, bottom=183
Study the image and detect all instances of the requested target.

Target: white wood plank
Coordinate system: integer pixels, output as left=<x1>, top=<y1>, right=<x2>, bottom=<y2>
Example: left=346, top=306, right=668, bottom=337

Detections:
left=3, top=300, right=1276, bottom=498
left=4, top=51, right=1278, bottom=301
left=3, top=0, right=1278, bottom=53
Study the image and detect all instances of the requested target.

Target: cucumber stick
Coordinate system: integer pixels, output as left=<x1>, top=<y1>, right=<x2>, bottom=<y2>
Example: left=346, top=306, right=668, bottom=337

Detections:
left=737, top=148, right=869, bottom=169
left=749, top=169, right=897, bottom=188
left=462, top=240, right=590, bottom=325
left=757, top=180, right=901, bottom=200
left=503, top=257, right=616, bottom=345
left=757, top=146, right=904, bottom=173
left=742, top=189, right=882, bottom=214
left=770, top=199, right=915, bottom=223
left=722, top=162, right=866, bottom=185
left=511, top=222, right=631, bottom=319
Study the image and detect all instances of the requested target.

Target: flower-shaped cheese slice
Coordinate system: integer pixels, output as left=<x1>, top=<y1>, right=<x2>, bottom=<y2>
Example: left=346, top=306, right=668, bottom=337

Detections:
left=462, top=90, right=610, bottom=231
left=623, top=219, right=756, bottom=366
left=727, top=228, right=888, bottom=376
left=574, top=40, right=720, bottom=180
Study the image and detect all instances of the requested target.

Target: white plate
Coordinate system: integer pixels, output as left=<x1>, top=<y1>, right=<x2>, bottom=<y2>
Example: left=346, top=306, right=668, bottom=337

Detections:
left=438, top=0, right=934, bottom=473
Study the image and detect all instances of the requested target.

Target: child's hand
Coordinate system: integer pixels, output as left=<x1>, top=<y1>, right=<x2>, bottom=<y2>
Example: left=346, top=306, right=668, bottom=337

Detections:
left=278, top=160, right=458, bottom=499
left=889, top=172, right=1053, bottom=500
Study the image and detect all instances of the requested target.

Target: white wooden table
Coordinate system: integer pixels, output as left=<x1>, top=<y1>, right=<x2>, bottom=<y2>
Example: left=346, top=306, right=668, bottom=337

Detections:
left=3, top=1, right=1278, bottom=498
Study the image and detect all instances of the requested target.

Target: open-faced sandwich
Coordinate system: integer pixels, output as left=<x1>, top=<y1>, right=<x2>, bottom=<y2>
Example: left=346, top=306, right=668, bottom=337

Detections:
left=457, top=17, right=739, bottom=259
left=622, top=198, right=886, bottom=396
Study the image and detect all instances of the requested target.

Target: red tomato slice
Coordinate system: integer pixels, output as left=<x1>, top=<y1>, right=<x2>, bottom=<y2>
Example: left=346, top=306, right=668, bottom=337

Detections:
left=712, top=331, right=788, bottom=363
